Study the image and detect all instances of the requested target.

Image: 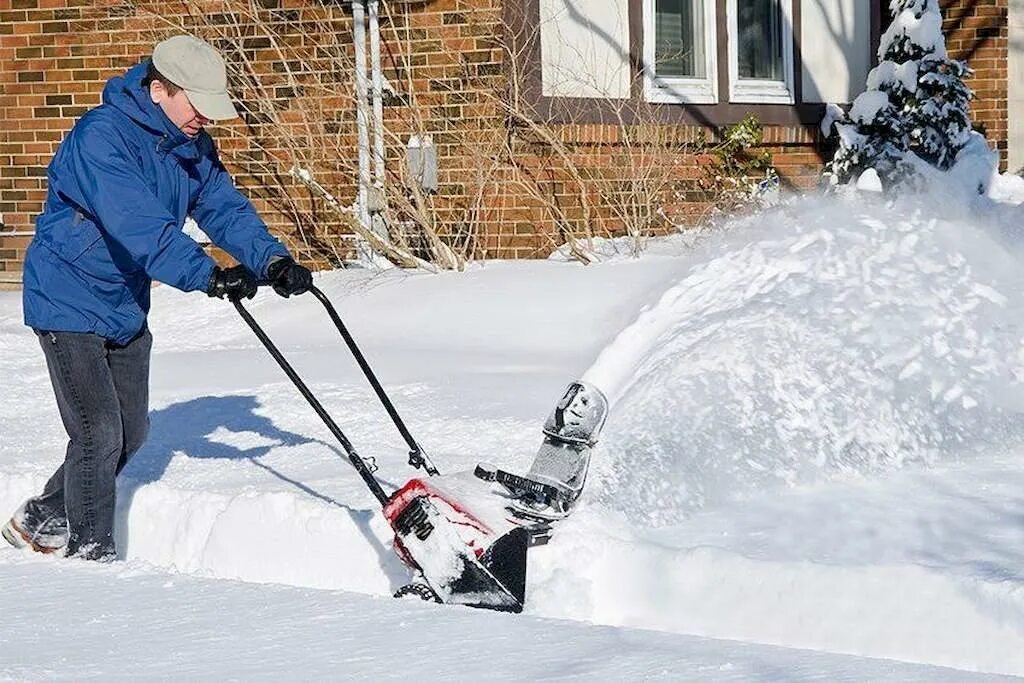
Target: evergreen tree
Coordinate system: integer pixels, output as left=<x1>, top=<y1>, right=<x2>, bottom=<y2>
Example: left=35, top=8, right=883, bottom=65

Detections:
left=911, top=55, right=973, bottom=169
left=825, top=0, right=974, bottom=187
left=828, top=93, right=909, bottom=186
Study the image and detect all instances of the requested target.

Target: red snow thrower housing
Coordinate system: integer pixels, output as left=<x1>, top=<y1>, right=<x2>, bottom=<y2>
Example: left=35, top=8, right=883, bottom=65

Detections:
left=384, top=478, right=529, bottom=610
left=235, top=285, right=528, bottom=612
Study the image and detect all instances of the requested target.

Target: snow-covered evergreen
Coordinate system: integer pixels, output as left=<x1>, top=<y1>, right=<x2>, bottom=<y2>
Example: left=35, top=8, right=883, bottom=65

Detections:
left=827, top=88, right=911, bottom=186
left=825, top=0, right=977, bottom=188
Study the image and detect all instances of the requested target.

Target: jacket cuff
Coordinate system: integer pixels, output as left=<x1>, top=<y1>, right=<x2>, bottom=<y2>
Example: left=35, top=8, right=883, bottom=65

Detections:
left=192, top=259, right=219, bottom=294
left=263, top=251, right=292, bottom=279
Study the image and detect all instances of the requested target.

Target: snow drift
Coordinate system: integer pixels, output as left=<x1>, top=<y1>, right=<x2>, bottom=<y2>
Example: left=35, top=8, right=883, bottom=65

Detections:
left=587, top=194, right=1024, bottom=523
left=5, top=188, right=1024, bottom=675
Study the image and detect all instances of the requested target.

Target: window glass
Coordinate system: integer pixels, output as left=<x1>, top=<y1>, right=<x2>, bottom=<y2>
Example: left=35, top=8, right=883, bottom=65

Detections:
left=655, top=0, right=707, bottom=79
left=736, top=0, right=783, bottom=81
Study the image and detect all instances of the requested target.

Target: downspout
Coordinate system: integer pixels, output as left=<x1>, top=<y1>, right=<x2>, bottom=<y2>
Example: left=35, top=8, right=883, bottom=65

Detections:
left=351, top=0, right=372, bottom=235
left=369, top=0, right=386, bottom=186
left=1009, top=1, right=1022, bottom=172
left=367, top=0, right=391, bottom=242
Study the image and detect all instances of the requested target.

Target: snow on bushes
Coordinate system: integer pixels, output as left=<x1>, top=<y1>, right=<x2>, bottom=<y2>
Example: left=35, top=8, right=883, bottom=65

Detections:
left=824, top=0, right=988, bottom=192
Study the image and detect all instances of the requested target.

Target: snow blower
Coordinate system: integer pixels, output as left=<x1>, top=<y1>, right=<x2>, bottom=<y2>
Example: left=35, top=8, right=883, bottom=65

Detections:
left=234, top=285, right=608, bottom=613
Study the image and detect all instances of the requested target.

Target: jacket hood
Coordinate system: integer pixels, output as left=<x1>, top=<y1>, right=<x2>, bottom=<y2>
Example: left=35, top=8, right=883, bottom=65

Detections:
left=102, top=60, right=201, bottom=160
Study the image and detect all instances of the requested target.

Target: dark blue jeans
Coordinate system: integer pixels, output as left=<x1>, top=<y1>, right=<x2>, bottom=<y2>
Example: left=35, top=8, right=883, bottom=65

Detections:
left=31, top=328, right=152, bottom=560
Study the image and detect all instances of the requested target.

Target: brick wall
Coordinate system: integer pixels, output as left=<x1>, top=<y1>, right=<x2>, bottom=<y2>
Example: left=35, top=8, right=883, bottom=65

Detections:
left=0, top=0, right=154, bottom=279
left=0, top=0, right=516, bottom=270
left=0, top=0, right=1013, bottom=279
left=941, top=0, right=1009, bottom=168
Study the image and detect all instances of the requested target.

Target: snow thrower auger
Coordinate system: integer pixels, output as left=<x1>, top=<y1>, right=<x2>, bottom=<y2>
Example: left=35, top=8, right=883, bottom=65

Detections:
left=234, top=285, right=608, bottom=613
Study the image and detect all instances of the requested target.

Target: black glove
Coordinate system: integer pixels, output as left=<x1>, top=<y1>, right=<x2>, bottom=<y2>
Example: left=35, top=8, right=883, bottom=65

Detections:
left=207, top=264, right=258, bottom=301
left=266, top=256, right=312, bottom=298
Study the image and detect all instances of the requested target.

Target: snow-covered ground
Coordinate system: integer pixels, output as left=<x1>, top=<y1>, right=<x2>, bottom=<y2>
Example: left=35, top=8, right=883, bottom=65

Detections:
left=4, top=185, right=1024, bottom=678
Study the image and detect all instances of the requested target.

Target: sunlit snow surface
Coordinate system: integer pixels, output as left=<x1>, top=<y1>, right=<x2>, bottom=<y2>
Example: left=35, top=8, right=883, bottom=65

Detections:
left=5, top=189, right=1024, bottom=677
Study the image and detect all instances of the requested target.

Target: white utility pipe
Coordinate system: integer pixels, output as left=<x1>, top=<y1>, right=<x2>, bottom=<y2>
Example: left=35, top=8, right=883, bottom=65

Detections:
left=369, top=0, right=386, bottom=187
left=351, top=0, right=372, bottom=233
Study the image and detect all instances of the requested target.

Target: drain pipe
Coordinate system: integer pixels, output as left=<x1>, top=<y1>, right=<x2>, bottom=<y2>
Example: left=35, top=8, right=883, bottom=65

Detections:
left=351, top=0, right=372, bottom=234
left=369, top=0, right=386, bottom=187
left=367, top=0, right=391, bottom=243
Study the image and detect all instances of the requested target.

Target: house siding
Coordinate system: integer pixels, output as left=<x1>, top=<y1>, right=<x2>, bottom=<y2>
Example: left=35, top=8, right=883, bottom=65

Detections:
left=1011, top=0, right=1024, bottom=171
left=800, top=0, right=873, bottom=104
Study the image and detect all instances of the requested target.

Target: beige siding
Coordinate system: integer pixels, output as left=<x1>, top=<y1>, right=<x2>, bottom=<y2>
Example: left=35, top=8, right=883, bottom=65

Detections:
left=1010, top=0, right=1024, bottom=171
left=800, top=0, right=872, bottom=104
left=539, top=0, right=632, bottom=99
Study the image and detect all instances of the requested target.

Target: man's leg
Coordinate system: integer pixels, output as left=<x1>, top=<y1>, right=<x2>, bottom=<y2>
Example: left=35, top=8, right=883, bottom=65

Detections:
left=108, top=327, right=152, bottom=472
left=37, top=331, right=125, bottom=560
left=30, top=329, right=152, bottom=524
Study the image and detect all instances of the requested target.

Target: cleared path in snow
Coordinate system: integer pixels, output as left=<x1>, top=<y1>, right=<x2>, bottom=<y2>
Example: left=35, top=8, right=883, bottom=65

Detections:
left=5, top=196, right=1024, bottom=675
left=0, top=549, right=999, bottom=681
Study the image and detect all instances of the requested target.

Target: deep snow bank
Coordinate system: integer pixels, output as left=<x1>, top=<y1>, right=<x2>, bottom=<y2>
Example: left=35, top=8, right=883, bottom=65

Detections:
left=6, top=192, right=1024, bottom=675
left=528, top=455, right=1024, bottom=674
left=586, top=195, right=1024, bottom=523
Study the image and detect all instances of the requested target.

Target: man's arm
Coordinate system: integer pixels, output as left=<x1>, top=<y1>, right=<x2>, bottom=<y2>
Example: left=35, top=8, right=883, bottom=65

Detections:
left=60, top=123, right=216, bottom=292
left=190, top=146, right=290, bottom=279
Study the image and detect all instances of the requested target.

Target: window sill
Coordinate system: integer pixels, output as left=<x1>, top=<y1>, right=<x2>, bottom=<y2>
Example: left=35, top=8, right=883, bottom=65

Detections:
left=646, top=78, right=718, bottom=105
left=730, top=80, right=795, bottom=105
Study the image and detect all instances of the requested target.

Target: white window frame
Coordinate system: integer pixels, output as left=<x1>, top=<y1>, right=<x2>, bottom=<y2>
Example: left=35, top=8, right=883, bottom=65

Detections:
left=644, top=0, right=719, bottom=105
left=727, top=0, right=795, bottom=104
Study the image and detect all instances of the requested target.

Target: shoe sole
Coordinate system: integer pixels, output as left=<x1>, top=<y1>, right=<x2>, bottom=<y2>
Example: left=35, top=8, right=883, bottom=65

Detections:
left=1, top=518, right=61, bottom=554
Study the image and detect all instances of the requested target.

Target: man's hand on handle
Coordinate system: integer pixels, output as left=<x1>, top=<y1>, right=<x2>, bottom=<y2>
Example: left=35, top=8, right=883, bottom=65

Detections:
left=267, top=256, right=313, bottom=298
left=207, top=265, right=258, bottom=301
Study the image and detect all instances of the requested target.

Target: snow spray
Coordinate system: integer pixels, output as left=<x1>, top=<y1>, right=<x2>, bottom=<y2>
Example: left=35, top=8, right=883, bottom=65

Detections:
left=583, top=193, right=1024, bottom=524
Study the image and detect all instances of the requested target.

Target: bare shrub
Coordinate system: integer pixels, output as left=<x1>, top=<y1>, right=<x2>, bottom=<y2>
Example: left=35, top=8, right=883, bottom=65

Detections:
left=93, top=0, right=777, bottom=269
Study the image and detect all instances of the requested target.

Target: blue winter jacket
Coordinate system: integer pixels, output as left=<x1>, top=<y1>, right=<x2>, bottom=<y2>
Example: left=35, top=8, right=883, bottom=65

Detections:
left=22, top=60, right=289, bottom=344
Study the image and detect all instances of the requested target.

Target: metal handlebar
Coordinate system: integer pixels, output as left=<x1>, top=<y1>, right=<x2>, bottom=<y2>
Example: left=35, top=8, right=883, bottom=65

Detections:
left=241, top=283, right=439, bottom=477
left=233, top=294, right=390, bottom=505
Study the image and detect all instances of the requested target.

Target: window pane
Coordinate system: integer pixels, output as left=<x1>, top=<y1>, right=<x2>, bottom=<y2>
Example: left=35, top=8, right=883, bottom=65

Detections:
left=655, top=0, right=706, bottom=79
left=737, top=0, right=783, bottom=80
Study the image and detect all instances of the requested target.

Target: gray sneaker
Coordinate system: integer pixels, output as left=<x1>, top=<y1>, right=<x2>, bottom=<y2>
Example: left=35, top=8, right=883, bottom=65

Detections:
left=1, top=498, right=68, bottom=554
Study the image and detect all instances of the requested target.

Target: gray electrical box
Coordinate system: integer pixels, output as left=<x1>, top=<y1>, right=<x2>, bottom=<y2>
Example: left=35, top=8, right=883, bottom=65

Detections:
left=406, top=135, right=438, bottom=194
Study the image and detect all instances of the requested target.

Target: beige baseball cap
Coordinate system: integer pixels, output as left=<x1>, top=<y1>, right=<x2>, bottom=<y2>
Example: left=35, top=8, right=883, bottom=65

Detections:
left=152, top=35, right=238, bottom=121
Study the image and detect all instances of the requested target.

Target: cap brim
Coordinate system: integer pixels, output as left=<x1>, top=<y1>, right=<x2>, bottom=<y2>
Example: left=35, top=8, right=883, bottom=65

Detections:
left=185, top=89, right=238, bottom=121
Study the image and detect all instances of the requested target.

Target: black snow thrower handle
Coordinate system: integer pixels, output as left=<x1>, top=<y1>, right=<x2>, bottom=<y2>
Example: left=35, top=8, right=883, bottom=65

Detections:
left=233, top=295, right=390, bottom=506
left=304, top=286, right=439, bottom=476
left=251, top=283, right=439, bottom=476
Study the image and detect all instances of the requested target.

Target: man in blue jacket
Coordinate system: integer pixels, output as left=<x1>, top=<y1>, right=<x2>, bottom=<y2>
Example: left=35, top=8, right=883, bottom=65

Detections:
left=1, top=35, right=312, bottom=561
